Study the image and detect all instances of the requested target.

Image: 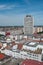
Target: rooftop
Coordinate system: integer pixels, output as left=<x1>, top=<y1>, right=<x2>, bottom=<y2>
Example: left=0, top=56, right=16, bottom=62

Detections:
left=23, top=48, right=42, bottom=54
left=25, top=42, right=38, bottom=47
left=29, top=42, right=36, bottom=45
left=0, top=53, right=5, bottom=60
left=25, top=42, right=43, bottom=47
left=21, top=59, right=43, bottom=65
left=26, top=15, right=32, bottom=17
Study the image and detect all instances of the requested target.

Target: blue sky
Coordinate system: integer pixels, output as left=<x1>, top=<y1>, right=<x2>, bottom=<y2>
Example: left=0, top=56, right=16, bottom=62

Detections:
left=0, top=0, right=43, bottom=26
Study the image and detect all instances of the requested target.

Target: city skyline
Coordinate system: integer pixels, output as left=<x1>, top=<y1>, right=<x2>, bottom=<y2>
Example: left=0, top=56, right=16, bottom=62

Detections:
left=0, top=0, right=43, bottom=26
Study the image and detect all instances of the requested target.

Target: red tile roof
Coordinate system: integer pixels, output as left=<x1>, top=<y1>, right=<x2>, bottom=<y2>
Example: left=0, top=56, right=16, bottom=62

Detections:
left=17, top=44, right=23, bottom=50
left=21, top=59, right=43, bottom=65
left=11, top=42, right=16, bottom=47
left=6, top=32, right=10, bottom=36
left=5, top=45, right=11, bottom=49
left=12, top=41, right=16, bottom=45
left=0, top=53, right=5, bottom=60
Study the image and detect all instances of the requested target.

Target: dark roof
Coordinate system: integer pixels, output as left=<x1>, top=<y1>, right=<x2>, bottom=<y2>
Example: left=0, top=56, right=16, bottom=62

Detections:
left=26, top=15, right=32, bottom=17
left=34, top=25, right=43, bottom=27
left=0, top=26, right=23, bottom=28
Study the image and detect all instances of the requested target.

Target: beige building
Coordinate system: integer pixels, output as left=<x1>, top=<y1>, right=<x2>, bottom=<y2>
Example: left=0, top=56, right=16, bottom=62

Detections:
left=34, top=26, right=43, bottom=33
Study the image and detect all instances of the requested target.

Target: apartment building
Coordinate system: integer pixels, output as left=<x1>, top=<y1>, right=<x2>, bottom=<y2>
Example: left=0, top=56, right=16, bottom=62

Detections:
left=34, top=26, right=43, bottom=33
left=24, top=15, right=34, bottom=35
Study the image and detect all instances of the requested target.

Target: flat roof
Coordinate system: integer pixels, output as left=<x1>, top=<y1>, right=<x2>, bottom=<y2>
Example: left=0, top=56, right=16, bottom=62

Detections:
left=29, top=42, right=36, bottom=45
left=24, top=42, right=43, bottom=47
left=25, top=42, right=38, bottom=47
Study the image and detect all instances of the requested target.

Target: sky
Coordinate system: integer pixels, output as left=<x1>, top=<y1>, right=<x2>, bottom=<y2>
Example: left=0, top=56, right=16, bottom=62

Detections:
left=0, top=0, right=43, bottom=26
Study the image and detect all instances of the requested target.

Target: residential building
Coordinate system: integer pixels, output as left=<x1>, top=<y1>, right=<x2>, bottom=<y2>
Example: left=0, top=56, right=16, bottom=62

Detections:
left=34, top=26, right=43, bottom=33
left=24, top=15, right=34, bottom=34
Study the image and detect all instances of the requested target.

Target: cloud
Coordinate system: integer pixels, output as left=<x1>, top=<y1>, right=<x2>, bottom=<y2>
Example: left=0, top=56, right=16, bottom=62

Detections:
left=0, top=5, right=6, bottom=9
left=0, top=4, right=15, bottom=10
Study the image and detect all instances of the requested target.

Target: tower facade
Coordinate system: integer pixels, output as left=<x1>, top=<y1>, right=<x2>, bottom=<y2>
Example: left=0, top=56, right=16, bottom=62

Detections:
left=24, top=15, right=34, bottom=34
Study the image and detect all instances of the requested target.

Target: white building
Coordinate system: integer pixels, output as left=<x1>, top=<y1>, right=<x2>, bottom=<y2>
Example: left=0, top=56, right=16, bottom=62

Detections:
left=0, top=31, right=5, bottom=35
left=24, top=15, right=34, bottom=34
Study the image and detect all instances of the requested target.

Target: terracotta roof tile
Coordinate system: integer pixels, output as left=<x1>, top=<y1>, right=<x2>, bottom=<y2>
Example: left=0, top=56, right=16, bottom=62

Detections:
left=5, top=45, right=11, bottom=49
left=0, top=53, right=5, bottom=60
left=17, top=44, right=23, bottom=50
left=21, top=59, right=43, bottom=65
left=6, top=32, right=10, bottom=36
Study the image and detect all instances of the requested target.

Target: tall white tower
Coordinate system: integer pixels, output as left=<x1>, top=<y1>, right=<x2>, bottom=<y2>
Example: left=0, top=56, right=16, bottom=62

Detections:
left=24, top=15, right=34, bottom=35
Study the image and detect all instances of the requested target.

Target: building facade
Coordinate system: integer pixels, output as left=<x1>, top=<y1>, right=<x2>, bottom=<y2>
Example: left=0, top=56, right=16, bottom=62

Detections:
left=24, top=15, right=34, bottom=35
left=34, top=26, right=43, bottom=33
